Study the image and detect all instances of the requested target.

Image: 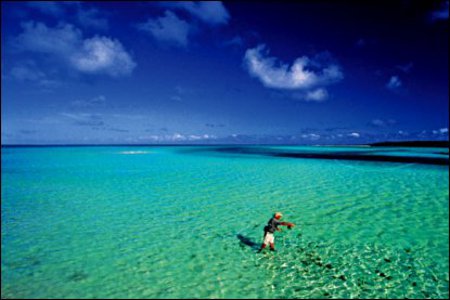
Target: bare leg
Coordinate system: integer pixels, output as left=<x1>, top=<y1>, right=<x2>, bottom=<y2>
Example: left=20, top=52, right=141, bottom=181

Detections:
left=270, top=242, right=275, bottom=251
left=257, top=243, right=266, bottom=253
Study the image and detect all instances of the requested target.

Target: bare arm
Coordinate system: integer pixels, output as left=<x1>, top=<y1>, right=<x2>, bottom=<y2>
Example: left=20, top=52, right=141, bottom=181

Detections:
left=279, top=221, right=295, bottom=226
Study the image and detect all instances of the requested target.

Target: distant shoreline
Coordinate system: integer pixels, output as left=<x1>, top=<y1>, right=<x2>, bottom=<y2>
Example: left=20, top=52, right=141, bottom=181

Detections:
left=369, top=141, right=449, bottom=148
left=1, top=140, right=449, bottom=148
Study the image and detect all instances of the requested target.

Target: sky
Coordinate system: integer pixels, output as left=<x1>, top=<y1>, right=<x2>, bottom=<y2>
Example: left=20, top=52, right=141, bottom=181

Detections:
left=1, top=0, right=449, bottom=145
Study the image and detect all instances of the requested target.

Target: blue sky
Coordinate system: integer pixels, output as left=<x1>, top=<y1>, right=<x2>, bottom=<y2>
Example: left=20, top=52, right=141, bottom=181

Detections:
left=1, top=1, right=448, bottom=145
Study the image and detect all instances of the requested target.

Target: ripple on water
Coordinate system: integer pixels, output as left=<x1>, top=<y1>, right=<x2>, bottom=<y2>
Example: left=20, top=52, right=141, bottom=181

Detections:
left=1, top=146, right=448, bottom=298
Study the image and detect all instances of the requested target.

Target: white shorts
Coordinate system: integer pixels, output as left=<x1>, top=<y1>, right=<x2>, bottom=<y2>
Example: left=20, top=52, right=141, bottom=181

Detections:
left=263, top=232, right=274, bottom=245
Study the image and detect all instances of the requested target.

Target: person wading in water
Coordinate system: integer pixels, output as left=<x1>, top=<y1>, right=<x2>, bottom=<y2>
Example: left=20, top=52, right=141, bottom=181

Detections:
left=257, top=212, right=295, bottom=253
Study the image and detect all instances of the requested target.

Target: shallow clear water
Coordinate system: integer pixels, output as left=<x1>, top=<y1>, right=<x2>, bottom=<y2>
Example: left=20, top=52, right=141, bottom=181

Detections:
left=1, top=146, right=449, bottom=299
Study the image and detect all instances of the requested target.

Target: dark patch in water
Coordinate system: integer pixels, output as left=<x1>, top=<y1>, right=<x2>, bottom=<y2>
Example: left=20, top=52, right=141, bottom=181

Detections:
left=236, top=234, right=259, bottom=249
left=337, top=274, right=346, bottom=281
left=68, top=271, right=88, bottom=282
left=433, top=152, right=449, bottom=155
left=5, top=256, right=41, bottom=269
left=205, top=146, right=449, bottom=166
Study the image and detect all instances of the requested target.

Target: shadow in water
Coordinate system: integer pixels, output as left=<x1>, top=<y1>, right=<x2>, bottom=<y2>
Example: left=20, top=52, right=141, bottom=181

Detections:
left=237, top=234, right=259, bottom=249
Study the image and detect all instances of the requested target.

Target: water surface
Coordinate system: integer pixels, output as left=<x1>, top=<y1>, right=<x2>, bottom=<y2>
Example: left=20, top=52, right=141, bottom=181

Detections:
left=2, top=145, right=448, bottom=298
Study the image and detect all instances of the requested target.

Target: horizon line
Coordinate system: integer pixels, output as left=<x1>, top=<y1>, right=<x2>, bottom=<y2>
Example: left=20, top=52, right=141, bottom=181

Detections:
left=1, top=140, right=449, bottom=148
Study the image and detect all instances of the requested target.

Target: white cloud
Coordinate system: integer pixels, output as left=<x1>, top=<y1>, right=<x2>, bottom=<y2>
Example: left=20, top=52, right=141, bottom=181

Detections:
left=386, top=75, right=402, bottom=90
left=14, top=22, right=135, bottom=77
left=10, top=63, right=45, bottom=81
left=139, top=132, right=217, bottom=142
left=244, top=44, right=343, bottom=90
left=137, top=11, right=191, bottom=47
left=434, top=128, right=449, bottom=135
left=9, top=60, right=60, bottom=88
left=301, top=133, right=321, bottom=140
left=369, top=118, right=396, bottom=127
left=370, top=119, right=385, bottom=127
left=15, top=22, right=82, bottom=55
left=348, top=132, right=360, bottom=138
left=304, top=88, right=328, bottom=101
left=27, top=2, right=109, bottom=30
left=172, top=133, right=187, bottom=141
left=77, top=7, right=109, bottom=30
left=71, top=36, right=136, bottom=76
left=162, top=1, right=230, bottom=25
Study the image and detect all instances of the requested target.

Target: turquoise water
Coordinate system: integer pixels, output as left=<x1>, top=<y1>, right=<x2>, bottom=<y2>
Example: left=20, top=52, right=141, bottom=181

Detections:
left=1, top=145, right=449, bottom=299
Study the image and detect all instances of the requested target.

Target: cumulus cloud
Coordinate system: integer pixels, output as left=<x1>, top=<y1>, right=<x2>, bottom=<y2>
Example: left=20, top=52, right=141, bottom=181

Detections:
left=348, top=132, right=360, bottom=138
left=161, top=1, right=230, bottom=25
left=301, top=133, right=321, bottom=140
left=27, top=1, right=109, bottom=30
left=15, top=22, right=82, bottom=55
left=9, top=60, right=60, bottom=88
left=77, top=7, right=109, bottom=30
left=433, top=127, right=449, bottom=135
left=137, top=2, right=229, bottom=47
left=14, top=22, right=135, bottom=77
left=71, top=36, right=136, bottom=76
left=139, top=133, right=217, bottom=142
left=137, top=11, right=191, bottom=47
left=244, top=44, right=343, bottom=90
left=386, top=75, right=402, bottom=90
left=304, top=88, right=329, bottom=101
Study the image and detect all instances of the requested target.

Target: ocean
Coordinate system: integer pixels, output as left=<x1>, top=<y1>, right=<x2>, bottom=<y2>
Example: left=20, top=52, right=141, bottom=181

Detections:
left=1, top=145, right=449, bottom=298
